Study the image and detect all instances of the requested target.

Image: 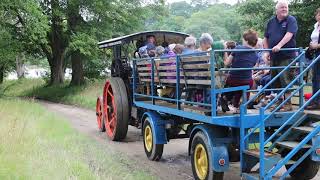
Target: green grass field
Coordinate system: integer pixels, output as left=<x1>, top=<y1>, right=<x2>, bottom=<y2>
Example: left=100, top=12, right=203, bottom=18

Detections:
left=0, top=79, right=105, bottom=110
left=0, top=98, right=154, bottom=179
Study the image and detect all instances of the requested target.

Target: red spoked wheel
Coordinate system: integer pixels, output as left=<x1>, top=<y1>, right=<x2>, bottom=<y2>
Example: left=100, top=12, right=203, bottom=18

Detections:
left=103, top=77, right=129, bottom=141
left=96, top=96, right=105, bottom=132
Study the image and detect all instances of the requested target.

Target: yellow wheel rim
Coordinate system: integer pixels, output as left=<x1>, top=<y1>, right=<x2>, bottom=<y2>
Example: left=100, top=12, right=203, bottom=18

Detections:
left=144, top=125, right=153, bottom=152
left=194, top=144, right=208, bottom=180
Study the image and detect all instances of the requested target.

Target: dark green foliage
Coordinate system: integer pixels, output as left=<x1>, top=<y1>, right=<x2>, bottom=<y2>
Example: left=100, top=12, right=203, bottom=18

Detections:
left=237, top=0, right=320, bottom=47
left=1, top=0, right=319, bottom=86
left=185, top=4, right=242, bottom=41
left=0, top=27, right=18, bottom=83
left=237, top=0, right=275, bottom=36
left=291, top=0, right=320, bottom=47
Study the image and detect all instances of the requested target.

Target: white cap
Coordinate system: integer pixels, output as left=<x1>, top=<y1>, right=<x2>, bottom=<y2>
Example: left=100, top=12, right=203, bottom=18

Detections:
left=168, top=44, right=176, bottom=51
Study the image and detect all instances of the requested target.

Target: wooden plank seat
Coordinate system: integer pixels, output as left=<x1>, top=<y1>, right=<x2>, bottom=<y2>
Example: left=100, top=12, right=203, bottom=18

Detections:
left=135, top=55, right=225, bottom=88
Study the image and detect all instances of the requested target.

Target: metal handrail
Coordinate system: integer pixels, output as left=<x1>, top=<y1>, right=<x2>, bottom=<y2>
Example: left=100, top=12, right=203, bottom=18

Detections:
left=214, top=48, right=300, bottom=53
left=264, top=83, right=306, bottom=120
left=265, top=87, right=320, bottom=146
left=220, top=66, right=300, bottom=71
left=243, top=83, right=305, bottom=141
left=242, top=53, right=304, bottom=141
left=267, top=115, right=320, bottom=177
left=243, top=52, right=304, bottom=108
left=244, top=54, right=319, bottom=141
left=264, top=54, right=320, bottom=113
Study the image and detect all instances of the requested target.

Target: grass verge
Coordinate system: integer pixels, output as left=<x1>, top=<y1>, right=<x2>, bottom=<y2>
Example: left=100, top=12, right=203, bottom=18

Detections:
left=0, top=79, right=105, bottom=110
left=0, top=98, right=155, bottom=179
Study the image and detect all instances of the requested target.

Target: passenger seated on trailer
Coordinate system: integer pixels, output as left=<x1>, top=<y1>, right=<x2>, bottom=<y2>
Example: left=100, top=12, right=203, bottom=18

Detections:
left=139, top=45, right=149, bottom=58
left=138, top=35, right=156, bottom=95
left=134, top=39, right=144, bottom=58
left=155, top=46, right=165, bottom=57
left=220, top=29, right=259, bottom=114
left=212, top=40, right=226, bottom=69
left=146, top=43, right=156, bottom=57
left=163, top=44, right=177, bottom=58
left=225, top=41, right=237, bottom=56
left=198, top=33, right=213, bottom=52
left=182, top=36, right=199, bottom=55
left=197, top=39, right=228, bottom=106
left=253, top=52, right=271, bottom=91
left=157, top=44, right=184, bottom=97
left=173, top=44, right=184, bottom=55
left=162, top=44, right=184, bottom=80
left=138, top=35, right=157, bottom=58
left=146, top=34, right=156, bottom=45
left=181, top=36, right=201, bottom=102
left=193, top=33, right=214, bottom=104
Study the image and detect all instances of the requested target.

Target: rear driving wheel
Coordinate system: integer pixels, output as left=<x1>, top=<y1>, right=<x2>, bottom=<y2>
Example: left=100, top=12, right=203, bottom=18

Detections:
left=103, top=77, right=129, bottom=141
left=96, top=96, right=105, bottom=132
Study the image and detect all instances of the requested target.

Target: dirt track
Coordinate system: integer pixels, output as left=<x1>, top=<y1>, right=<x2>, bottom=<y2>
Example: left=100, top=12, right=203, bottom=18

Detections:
left=40, top=101, right=320, bottom=180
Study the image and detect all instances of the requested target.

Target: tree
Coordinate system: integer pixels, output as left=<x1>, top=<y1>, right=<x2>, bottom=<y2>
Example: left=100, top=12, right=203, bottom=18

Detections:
left=66, top=0, right=146, bottom=85
left=142, top=1, right=167, bottom=30
left=169, top=1, right=194, bottom=18
left=184, top=4, right=242, bottom=42
left=0, top=1, right=34, bottom=83
left=1, top=0, right=148, bottom=86
left=0, top=27, right=17, bottom=83
left=237, top=0, right=275, bottom=36
left=16, top=53, right=26, bottom=79
left=291, top=0, right=320, bottom=47
left=190, top=0, right=218, bottom=12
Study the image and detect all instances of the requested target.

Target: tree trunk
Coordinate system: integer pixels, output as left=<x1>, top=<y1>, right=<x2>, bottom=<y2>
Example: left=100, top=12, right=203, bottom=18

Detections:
left=0, top=66, right=4, bottom=84
left=16, top=53, right=25, bottom=79
left=70, top=50, right=85, bottom=86
left=47, top=0, right=67, bottom=85
left=49, top=55, right=64, bottom=85
left=67, top=2, right=84, bottom=86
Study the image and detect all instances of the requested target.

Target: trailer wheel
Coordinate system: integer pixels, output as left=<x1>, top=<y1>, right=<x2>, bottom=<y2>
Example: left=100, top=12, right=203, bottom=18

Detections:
left=191, top=131, right=224, bottom=180
left=143, top=118, right=164, bottom=161
left=285, top=156, right=319, bottom=179
left=103, top=77, right=129, bottom=141
left=96, top=96, right=105, bottom=132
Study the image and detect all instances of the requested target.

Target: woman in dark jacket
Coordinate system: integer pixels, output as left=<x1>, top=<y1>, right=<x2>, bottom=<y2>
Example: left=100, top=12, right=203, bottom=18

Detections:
left=307, top=8, right=320, bottom=109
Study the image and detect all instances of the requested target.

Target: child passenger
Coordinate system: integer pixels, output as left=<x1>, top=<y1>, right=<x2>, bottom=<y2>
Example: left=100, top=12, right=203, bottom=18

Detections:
left=220, top=29, right=259, bottom=113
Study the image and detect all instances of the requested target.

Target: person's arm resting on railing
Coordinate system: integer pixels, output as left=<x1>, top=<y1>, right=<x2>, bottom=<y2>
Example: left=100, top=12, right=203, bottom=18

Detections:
left=263, top=37, right=269, bottom=49
left=224, top=53, right=233, bottom=66
left=272, top=32, right=294, bottom=52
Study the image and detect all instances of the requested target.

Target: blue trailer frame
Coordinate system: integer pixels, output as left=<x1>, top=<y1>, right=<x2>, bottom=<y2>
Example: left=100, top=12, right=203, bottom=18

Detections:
left=132, top=48, right=320, bottom=179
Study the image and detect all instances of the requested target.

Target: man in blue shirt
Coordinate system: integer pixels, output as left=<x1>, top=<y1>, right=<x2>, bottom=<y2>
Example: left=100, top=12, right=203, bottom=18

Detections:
left=263, top=0, right=298, bottom=111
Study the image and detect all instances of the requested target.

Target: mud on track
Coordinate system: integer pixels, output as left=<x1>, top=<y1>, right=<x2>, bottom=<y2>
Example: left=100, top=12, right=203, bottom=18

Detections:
left=40, top=101, right=319, bottom=180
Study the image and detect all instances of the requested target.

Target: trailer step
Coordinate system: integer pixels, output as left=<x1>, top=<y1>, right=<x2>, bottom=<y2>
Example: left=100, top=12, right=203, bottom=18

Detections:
left=311, top=121, right=320, bottom=127
left=244, top=149, right=279, bottom=158
left=280, top=158, right=296, bottom=165
left=243, top=154, right=296, bottom=165
left=243, top=149, right=281, bottom=174
left=242, top=172, right=280, bottom=180
left=292, top=126, right=314, bottom=133
left=276, top=141, right=311, bottom=149
left=242, top=172, right=259, bottom=180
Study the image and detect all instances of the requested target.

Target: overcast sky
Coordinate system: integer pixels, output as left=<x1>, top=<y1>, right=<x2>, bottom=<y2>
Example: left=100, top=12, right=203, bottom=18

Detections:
left=167, top=0, right=239, bottom=5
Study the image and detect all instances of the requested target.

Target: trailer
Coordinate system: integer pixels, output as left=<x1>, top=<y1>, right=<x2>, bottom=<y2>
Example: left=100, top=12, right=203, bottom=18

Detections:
left=96, top=31, right=320, bottom=179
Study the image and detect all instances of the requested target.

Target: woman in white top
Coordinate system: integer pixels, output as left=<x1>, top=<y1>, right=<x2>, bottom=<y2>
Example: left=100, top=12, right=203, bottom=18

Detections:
left=307, top=8, right=320, bottom=110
